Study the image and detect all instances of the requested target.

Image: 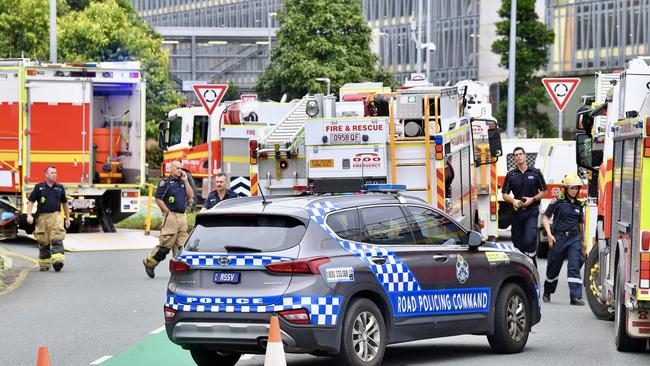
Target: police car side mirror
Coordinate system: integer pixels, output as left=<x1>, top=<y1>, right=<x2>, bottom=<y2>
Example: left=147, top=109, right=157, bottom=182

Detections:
left=467, top=231, right=483, bottom=249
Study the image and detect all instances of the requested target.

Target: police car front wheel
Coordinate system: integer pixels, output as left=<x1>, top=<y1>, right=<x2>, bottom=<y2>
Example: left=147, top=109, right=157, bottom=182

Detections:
left=188, top=346, right=240, bottom=366
left=336, top=298, right=386, bottom=366
left=487, top=283, right=530, bottom=354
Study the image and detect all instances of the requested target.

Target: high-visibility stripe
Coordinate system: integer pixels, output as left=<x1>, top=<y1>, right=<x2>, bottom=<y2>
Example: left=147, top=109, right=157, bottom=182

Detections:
left=164, top=150, right=185, bottom=159
left=186, top=151, right=208, bottom=160
left=545, top=276, right=559, bottom=283
left=436, top=167, right=445, bottom=209
left=223, top=155, right=249, bottom=164
left=250, top=173, right=258, bottom=196
left=567, top=277, right=582, bottom=284
left=0, top=152, right=18, bottom=160
left=30, top=153, right=86, bottom=163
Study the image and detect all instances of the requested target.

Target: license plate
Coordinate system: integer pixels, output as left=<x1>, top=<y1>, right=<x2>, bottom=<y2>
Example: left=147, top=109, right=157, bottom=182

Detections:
left=329, top=132, right=361, bottom=144
left=309, top=159, right=334, bottom=168
left=213, top=272, right=240, bottom=284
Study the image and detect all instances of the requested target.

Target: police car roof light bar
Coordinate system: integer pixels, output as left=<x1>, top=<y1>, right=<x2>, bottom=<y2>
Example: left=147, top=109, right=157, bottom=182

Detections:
left=362, top=184, right=407, bottom=193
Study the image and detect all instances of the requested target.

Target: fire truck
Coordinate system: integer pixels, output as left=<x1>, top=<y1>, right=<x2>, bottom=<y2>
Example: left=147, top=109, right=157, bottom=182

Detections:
left=0, top=59, right=146, bottom=235
left=577, top=57, right=650, bottom=351
left=252, top=79, right=503, bottom=232
left=158, top=100, right=294, bottom=200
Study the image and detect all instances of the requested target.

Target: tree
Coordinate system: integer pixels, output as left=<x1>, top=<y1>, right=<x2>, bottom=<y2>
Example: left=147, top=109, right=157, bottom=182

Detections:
left=256, top=0, right=395, bottom=101
left=0, top=0, right=181, bottom=139
left=222, top=80, right=241, bottom=102
left=491, top=0, right=555, bottom=137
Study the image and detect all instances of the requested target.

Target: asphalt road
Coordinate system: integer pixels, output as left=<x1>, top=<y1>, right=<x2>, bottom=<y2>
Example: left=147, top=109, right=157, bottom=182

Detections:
left=1, top=234, right=648, bottom=366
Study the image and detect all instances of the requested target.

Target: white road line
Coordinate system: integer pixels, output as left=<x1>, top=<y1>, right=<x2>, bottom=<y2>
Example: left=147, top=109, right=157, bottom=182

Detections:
left=240, top=354, right=255, bottom=360
left=89, top=355, right=113, bottom=365
left=149, top=326, right=165, bottom=334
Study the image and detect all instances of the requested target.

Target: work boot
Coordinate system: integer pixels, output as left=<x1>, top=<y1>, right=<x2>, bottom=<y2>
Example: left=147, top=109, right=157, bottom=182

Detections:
left=39, top=266, right=49, bottom=272
left=542, top=294, right=551, bottom=303
left=53, top=261, right=64, bottom=272
left=143, top=259, right=155, bottom=279
left=570, top=298, right=585, bottom=306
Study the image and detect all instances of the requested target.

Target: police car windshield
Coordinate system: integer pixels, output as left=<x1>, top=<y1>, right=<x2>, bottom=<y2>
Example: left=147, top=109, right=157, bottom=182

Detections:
left=188, top=214, right=307, bottom=252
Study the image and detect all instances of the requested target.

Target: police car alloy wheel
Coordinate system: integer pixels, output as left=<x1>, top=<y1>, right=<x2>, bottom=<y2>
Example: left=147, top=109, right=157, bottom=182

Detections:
left=188, top=346, right=240, bottom=366
left=487, top=283, right=530, bottom=353
left=336, top=298, right=386, bottom=366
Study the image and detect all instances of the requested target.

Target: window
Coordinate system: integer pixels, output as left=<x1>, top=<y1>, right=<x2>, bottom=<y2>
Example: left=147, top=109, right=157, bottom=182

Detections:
left=188, top=214, right=307, bottom=252
left=169, top=115, right=182, bottom=146
left=360, top=206, right=415, bottom=245
left=327, top=209, right=362, bottom=241
left=192, top=115, right=209, bottom=146
left=406, top=206, right=464, bottom=245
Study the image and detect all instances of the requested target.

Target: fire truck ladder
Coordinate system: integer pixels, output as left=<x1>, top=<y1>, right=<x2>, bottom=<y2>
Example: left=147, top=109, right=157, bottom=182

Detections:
left=389, top=96, right=437, bottom=205
left=259, top=96, right=310, bottom=154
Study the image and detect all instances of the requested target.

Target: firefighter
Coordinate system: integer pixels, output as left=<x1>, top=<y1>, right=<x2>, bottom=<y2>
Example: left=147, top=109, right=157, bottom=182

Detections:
left=143, top=161, right=194, bottom=278
left=502, top=147, right=547, bottom=267
left=542, top=173, right=586, bottom=306
left=26, top=166, right=70, bottom=272
left=201, top=172, right=238, bottom=211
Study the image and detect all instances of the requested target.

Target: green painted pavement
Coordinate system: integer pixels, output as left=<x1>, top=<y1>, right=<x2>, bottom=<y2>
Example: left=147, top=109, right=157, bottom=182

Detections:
left=98, top=331, right=195, bottom=366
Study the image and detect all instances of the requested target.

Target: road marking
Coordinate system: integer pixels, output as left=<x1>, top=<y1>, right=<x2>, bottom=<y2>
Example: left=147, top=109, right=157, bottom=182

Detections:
left=0, top=251, right=38, bottom=296
left=89, top=355, right=113, bottom=365
left=149, top=326, right=165, bottom=334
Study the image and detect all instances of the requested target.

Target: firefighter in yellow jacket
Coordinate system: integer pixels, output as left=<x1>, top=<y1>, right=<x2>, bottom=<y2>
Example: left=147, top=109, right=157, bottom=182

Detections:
left=143, top=161, right=194, bottom=278
left=26, top=165, right=70, bottom=272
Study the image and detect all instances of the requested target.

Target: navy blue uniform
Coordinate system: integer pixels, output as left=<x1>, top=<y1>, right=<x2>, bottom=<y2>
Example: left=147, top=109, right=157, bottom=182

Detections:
left=156, top=177, right=187, bottom=213
left=544, top=196, right=585, bottom=300
left=28, top=182, right=67, bottom=214
left=204, top=189, right=238, bottom=209
left=502, top=167, right=547, bottom=260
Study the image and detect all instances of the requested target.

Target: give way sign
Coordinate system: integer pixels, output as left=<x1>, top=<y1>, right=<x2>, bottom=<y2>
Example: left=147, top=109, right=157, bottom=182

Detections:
left=193, top=84, right=228, bottom=116
left=542, top=78, right=581, bottom=111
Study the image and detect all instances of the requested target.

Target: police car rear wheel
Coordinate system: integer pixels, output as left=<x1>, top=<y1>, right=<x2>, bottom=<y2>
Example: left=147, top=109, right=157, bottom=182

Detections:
left=336, top=298, right=386, bottom=366
left=188, top=346, right=240, bottom=366
left=487, top=283, right=529, bottom=353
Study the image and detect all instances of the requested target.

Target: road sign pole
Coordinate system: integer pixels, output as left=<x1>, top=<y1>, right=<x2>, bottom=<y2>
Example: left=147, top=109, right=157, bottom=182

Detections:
left=208, top=117, right=212, bottom=196
left=558, top=109, right=563, bottom=139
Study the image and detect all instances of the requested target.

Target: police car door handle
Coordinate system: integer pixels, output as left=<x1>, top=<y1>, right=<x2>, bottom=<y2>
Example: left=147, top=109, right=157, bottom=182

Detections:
left=370, top=256, right=387, bottom=265
left=432, top=255, right=449, bottom=263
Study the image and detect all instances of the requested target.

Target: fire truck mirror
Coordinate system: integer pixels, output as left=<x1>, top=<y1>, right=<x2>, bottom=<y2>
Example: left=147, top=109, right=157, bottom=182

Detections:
left=576, top=133, right=594, bottom=169
left=487, top=127, right=502, bottom=158
left=158, top=120, right=169, bottom=150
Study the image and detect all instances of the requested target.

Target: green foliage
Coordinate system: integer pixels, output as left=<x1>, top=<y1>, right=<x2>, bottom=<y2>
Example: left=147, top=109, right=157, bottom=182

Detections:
left=223, top=80, right=241, bottom=101
left=491, top=0, right=556, bottom=137
left=256, top=0, right=396, bottom=100
left=145, top=139, right=163, bottom=170
left=0, top=0, right=182, bottom=140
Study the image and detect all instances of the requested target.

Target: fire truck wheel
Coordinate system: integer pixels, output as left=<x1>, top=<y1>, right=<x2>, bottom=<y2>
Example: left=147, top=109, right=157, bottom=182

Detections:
left=583, top=245, right=613, bottom=321
left=487, top=283, right=530, bottom=354
left=614, top=258, right=648, bottom=352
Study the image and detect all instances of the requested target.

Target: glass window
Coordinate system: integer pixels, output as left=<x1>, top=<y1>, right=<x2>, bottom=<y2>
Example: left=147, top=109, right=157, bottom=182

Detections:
left=360, top=206, right=415, bottom=245
left=193, top=115, right=209, bottom=146
left=406, top=206, right=464, bottom=245
left=188, top=214, right=306, bottom=252
left=327, top=209, right=362, bottom=241
left=169, top=115, right=182, bottom=146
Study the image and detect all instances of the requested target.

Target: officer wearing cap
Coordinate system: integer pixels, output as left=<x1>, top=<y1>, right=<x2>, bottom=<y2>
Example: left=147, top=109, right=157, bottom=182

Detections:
left=202, top=172, right=238, bottom=211
left=26, top=165, right=70, bottom=272
left=502, top=147, right=547, bottom=267
left=143, top=161, right=194, bottom=278
left=542, top=173, right=586, bottom=306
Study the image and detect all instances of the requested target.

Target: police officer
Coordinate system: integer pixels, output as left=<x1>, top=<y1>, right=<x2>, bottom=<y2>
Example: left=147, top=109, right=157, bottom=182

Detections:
left=502, top=147, right=547, bottom=266
left=202, top=172, right=238, bottom=211
left=542, top=173, right=585, bottom=306
left=143, top=161, right=194, bottom=278
left=26, top=165, right=70, bottom=272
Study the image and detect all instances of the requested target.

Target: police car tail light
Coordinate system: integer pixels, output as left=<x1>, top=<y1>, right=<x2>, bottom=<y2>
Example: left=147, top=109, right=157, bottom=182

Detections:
left=265, top=256, right=330, bottom=275
left=164, top=306, right=176, bottom=322
left=278, top=309, right=311, bottom=325
left=169, top=259, right=191, bottom=273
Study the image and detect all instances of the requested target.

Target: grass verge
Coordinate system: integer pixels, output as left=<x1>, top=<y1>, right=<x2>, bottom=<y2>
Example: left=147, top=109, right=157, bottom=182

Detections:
left=116, top=212, right=196, bottom=231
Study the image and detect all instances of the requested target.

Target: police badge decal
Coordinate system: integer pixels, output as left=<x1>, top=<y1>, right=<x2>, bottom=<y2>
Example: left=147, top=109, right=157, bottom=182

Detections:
left=456, top=254, right=469, bottom=284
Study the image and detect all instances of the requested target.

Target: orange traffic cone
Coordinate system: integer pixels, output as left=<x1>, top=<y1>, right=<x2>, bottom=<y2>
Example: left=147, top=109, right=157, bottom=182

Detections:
left=36, top=346, right=50, bottom=366
left=264, top=316, right=287, bottom=366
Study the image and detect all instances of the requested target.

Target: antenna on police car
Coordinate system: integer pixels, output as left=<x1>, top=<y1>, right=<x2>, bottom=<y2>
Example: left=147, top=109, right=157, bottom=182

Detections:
left=257, top=181, right=269, bottom=205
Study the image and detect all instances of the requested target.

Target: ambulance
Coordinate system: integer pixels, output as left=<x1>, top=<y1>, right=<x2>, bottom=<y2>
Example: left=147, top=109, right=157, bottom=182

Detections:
left=577, top=57, right=650, bottom=351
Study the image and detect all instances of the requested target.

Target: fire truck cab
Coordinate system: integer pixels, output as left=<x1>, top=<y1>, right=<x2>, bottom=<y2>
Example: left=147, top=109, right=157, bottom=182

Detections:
left=577, top=57, right=650, bottom=351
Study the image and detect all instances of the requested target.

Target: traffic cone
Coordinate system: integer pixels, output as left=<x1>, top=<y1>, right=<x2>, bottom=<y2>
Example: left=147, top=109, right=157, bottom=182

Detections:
left=36, top=346, right=50, bottom=366
left=263, top=316, right=286, bottom=366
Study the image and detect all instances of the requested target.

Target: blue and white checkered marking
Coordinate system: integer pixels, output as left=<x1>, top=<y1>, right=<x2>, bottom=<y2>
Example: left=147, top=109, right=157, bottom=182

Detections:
left=166, top=295, right=342, bottom=325
left=481, top=242, right=520, bottom=253
left=308, top=201, right=422, bottom=293
left=176, top=253, right=293, bottom=267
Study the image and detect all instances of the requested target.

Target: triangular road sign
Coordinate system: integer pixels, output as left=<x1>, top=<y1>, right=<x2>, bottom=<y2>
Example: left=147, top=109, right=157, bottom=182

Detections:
left=542, top=78, right=581, bottom=111
left=193, top=84, right=228, bottom=116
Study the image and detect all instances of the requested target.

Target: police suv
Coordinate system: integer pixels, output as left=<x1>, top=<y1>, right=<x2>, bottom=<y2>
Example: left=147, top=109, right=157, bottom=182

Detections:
left=164, top=187, right=541, bottom=366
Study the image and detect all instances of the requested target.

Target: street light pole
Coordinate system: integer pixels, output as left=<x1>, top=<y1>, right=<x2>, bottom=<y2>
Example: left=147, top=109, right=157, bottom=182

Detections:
left=49, top=0, right=56, bottom=63
left=506, top=0, right=517, bottom=139
left=267, top=12, right=277, bottom=62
